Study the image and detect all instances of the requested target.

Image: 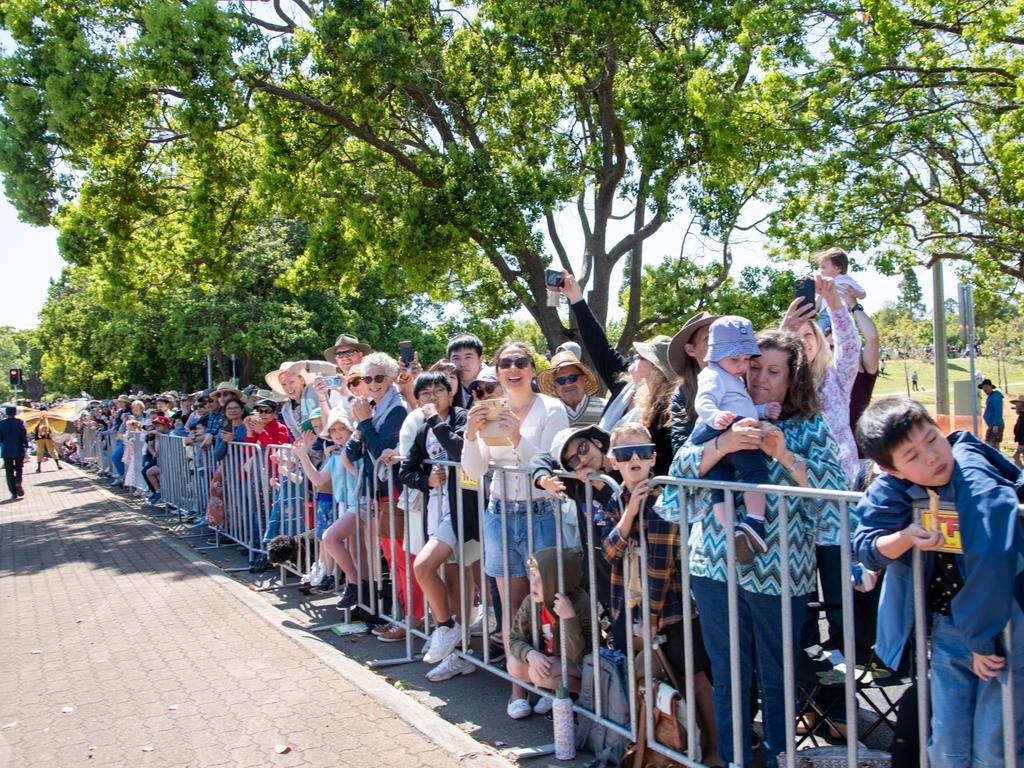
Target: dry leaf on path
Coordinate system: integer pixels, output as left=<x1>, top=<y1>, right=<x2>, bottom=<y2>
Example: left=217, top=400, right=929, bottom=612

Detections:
left=273, top=744, right=291, bottom=754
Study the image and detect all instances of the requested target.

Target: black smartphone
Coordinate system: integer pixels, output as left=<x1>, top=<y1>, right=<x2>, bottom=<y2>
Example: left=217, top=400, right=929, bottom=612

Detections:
left=398, top=341, right=415, bottom=368
left=794, top=277, right=816, bottom=312
left=545, top=268, right=565, bottom=288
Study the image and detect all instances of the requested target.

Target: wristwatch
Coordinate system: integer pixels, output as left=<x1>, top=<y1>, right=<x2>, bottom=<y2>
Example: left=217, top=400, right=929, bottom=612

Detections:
left=851, top=303, right=864, bottom=313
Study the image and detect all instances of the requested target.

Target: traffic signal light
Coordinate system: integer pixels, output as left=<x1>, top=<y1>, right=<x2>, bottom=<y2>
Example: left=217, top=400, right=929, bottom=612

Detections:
left=8, top=368, right=22, bottom=387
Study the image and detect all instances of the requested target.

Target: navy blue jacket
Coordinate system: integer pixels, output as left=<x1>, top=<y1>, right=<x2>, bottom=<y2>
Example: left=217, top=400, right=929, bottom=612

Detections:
left=0, top=416, right=29, bottom=459
left=852, top=431, right=1024, bottom=668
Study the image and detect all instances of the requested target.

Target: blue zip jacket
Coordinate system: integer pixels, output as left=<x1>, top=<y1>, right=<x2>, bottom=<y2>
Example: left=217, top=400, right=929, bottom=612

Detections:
left=984, top=389, right=1004, bottom=428
left=852, top=431, right=1024, bottom=670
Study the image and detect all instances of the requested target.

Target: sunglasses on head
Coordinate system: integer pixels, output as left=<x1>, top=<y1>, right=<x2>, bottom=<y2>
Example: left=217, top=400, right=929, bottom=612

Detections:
left=360, top=374, right=388, bottom=385
left=555, top=373, right=581, bottom=386
left=472, top=383, right=499, bottom=398
left=610, top=443, right=656, bottom=462
left=497, top=356, right=532, bottom=370
left=565, top=439, right=594, bottom=470
left=335, top=348, right=359, bottom=358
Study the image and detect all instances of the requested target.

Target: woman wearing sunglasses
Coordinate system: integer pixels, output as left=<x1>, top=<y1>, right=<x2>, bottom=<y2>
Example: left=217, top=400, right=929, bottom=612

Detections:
left=462, top=340, right=570, bottom=718
left=661, top=329, right=845, bottom=768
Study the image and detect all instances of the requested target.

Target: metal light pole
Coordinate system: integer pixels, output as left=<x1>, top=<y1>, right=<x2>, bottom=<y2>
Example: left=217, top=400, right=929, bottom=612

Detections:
left=959, top=284, right=979, bottom=434
left=932, top=263, right=949, bottom=416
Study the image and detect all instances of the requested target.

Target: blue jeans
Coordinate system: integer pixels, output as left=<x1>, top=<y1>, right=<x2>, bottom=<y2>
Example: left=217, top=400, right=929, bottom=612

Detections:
left=262, top=479, right=303, bottom=545
left=110, top=441, right=125, bottom=478
left=691, top=575, right=809, bottom=768
left=929, top=612, right=1024, bottom=767
left=482, top=498, right=556, bottom=578
left=689, top=423, right=771, bottom=506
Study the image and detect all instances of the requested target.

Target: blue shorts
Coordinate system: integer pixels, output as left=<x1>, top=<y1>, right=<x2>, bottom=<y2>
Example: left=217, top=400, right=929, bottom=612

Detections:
left=483, top=498, right=556, bottom=579
left=315, top=492, right=334, bottom=540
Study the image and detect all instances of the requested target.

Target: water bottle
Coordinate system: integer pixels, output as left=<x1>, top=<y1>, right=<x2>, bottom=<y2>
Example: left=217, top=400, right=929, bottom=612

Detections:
left=553, top=685, right=575, bottom=760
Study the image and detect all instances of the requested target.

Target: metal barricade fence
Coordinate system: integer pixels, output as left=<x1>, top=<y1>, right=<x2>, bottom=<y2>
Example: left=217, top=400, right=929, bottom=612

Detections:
left=119, top=440, right=1021, bottom=767
left=79, top=426, right=101, bottom=465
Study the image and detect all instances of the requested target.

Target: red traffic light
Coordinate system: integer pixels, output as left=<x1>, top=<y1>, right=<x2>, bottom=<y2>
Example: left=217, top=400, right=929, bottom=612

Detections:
left=8, top=368, right=22, bottom=387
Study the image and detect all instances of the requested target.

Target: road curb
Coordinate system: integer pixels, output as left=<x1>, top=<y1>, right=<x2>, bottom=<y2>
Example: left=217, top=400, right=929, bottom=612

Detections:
left=76, top=467, right=515, bottom=768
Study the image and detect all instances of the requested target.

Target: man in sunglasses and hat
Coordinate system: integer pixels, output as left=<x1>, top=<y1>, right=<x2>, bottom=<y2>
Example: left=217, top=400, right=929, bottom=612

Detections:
left=537, top=350, right=606, bottom=427
left=318, top=333, right=372, bottom=423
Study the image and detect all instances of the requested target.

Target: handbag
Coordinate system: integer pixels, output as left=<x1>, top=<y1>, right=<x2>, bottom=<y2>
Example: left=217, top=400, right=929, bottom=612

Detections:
left=376, top=494, right=405, bottom=542
left=621, top=680, right=690, bottom=768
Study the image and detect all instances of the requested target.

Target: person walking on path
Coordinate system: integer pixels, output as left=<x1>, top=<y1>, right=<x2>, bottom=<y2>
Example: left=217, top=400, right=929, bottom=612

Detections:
left=1, top=405, right=28, bottom=500
left=33, top=422, right=62, bottom=472
left=911, top=371, right=919, bottom=391
left=978, top=378, right=1005, bottom=449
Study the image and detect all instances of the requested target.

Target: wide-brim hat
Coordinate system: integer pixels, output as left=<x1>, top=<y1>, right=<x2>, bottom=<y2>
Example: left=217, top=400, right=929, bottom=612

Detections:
left=537, top=351, right=600, bottom=398
left=549, top=425, right=611, bottom=472
left=978, top=378, right=995, bottom=389
left=212, top=381, right=244, bottom=400
left=114, top=394, right=131, bottom=405
left=668, top=312, right=721, bottom=376
left=323, top=333, right=371, bottom=363
left=632, top=335, right=676, bottom=380
left=1012, top=394, right=1024, bottom=405
left=264, top=362, right=317, bottom=398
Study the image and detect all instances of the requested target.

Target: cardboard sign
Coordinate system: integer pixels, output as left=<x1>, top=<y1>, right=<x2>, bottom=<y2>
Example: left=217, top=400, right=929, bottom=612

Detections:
left=924, top=490, right=963, bottom=554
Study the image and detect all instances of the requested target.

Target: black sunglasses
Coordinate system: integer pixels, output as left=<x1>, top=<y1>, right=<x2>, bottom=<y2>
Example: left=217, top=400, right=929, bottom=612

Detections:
left=360, top=374, right=388, bottom=384
left=565, top=439, right=593, bottom=470
left=497, top=356, right=532, bottom=370
left=555, top=373, right=581, bottom=386
left=335, top=348, right=359, bottom=358
left=472, top=383, right=499, bottom=398
left=610, top=443, right=655, bottom=462
left=255, top=407, right=275, bottom=414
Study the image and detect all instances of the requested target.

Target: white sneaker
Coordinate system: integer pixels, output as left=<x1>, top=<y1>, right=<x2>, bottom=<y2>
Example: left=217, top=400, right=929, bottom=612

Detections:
left=426, top=652, right=476, bottom=682
left=469, top=606, right=497, bottom=637
left=507, top=697, right=532, bottom=720
left=533, top=696, right=553, bottom=715
left=422, top=622, right=462, bottom=664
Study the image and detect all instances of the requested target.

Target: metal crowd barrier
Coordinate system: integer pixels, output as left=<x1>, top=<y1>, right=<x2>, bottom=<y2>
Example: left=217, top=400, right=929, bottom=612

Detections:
left=106, top=432, right=1022, bottom=768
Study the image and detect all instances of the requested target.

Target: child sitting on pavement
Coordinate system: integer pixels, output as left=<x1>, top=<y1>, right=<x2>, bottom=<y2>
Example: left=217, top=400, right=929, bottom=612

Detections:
left=852, top=397, right=1023, bottom=767
left=689, top=316, right=780, bottom=562
left=506, top=546, right=592, bottom=720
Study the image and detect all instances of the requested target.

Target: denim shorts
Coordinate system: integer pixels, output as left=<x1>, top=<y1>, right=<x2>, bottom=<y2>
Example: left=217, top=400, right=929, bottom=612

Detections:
left=482, top=498, right=556, bottom=579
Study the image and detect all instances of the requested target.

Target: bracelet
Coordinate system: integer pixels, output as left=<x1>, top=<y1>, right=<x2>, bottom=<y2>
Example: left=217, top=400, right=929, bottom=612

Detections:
left=787, top=452, right=804, bottom=474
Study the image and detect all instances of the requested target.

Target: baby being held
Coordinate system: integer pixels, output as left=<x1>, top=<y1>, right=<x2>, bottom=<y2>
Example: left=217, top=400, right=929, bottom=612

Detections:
left=690, top=315, right=780, bottom=563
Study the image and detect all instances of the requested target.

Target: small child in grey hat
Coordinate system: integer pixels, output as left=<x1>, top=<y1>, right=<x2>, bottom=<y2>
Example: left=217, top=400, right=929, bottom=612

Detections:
left=689, top=315, right=781, bottom=563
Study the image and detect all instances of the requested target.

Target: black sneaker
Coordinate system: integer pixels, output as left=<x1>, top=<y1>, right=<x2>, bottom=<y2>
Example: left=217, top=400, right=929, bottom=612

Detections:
left=486, top=640, right=506, bottom=664
left=336, top=583, right=359, bottom=610
left=310, top=574, right=336, bottom=595
left=736, top=518, right=768, bottom=554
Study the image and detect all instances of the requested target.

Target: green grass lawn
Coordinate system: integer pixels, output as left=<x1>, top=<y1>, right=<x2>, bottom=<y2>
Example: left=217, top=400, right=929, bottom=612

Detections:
left=872, top=356, right=1023, bottom=448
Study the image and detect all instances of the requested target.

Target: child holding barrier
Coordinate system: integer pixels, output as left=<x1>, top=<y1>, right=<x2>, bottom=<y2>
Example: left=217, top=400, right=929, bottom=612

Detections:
left=852, top=397, right=1024, bottom=767
left=506, top=546, right=591, bottom=719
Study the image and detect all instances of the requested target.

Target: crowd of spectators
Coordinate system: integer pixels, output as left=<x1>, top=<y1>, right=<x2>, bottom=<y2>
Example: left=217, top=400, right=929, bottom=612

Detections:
left=65, top=249, right=1022, bottom=768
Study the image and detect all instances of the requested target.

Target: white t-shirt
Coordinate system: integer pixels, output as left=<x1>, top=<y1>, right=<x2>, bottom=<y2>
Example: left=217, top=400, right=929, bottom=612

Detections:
left=462, top=393, right=569, bottom=502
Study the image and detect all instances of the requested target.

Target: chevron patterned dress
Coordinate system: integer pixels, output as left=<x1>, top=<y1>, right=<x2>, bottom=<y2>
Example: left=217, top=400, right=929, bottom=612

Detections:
left=658, top=414, right=846, bottom=597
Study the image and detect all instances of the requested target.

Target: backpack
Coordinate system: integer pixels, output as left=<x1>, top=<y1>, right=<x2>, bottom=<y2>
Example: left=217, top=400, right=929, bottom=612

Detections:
left=575, top=649, right=632, bottom=766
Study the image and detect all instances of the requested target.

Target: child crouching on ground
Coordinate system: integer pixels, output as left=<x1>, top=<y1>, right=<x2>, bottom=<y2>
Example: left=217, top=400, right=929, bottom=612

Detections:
left=506, top=546, right=592, bottom=720
left=689, top=316, right=780, bottom=562
left=852, top=397, right=1023, bottom=766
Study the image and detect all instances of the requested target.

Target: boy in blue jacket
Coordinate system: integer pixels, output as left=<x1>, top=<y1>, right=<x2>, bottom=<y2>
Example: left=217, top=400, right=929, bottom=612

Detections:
left=852, top=397, right=1023, bottom=766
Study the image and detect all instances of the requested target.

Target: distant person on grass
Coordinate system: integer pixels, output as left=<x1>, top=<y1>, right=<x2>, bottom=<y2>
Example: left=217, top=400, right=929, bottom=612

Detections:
left=978, top=378, right=1004, bottom=450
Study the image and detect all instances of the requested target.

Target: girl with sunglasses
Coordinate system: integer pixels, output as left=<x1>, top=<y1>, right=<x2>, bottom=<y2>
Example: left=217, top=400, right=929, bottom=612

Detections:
left=462, top=340, right=570, bottom=718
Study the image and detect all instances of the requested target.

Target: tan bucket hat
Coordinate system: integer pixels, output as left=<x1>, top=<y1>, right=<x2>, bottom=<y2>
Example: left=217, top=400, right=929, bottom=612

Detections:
left=212, top=381, right=244, bottom=400
left=536, top=351, right=600, bottom=397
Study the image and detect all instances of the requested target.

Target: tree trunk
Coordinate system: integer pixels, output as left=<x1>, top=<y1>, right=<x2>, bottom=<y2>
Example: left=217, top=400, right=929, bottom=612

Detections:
left=904, top=361, right=911, bottom=396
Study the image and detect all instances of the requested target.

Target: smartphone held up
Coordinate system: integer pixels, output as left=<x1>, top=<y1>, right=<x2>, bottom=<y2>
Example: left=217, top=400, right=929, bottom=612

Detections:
left=546, top=268, right=566, bottom=308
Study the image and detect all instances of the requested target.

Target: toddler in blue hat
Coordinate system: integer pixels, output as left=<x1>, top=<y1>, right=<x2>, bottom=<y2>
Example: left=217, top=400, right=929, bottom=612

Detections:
left=689, top=316, right=781, bottom=563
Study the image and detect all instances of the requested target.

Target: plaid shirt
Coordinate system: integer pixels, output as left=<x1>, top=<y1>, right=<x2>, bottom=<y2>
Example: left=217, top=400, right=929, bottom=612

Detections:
left=602, top=488, right=683, bottom=631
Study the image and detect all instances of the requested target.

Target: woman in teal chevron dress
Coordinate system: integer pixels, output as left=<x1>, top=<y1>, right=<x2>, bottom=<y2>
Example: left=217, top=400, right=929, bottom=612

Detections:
left=658, top=329, right=846, bottom=767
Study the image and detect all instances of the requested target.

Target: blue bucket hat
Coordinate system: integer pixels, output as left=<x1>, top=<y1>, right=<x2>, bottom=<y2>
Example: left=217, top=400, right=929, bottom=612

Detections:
left=705, top=316, right=760, bottom=362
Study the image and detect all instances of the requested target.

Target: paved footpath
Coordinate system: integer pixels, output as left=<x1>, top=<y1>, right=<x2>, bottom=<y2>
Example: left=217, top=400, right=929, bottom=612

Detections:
left=0, top=466, right=512, bottom=768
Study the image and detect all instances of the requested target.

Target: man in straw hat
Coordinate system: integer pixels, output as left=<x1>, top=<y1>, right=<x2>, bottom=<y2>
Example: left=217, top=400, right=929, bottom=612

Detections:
left=317, top=333, right=371, bottom=423
left=537, top=350, right=606, bottom=427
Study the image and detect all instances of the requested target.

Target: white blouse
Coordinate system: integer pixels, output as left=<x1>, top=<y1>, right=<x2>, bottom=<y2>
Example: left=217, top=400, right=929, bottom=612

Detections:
left=462, top=393, right=569, bottom=503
